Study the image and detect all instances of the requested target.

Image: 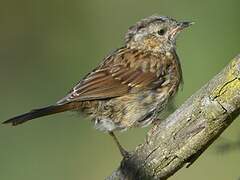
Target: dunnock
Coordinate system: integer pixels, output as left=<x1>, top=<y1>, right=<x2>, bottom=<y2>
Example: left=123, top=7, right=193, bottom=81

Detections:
left=3, top=15, right=193, bottom=156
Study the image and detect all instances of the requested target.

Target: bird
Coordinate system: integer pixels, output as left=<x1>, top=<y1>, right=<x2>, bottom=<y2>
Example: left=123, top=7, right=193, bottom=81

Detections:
left=3, top=15, right=193, bottom=156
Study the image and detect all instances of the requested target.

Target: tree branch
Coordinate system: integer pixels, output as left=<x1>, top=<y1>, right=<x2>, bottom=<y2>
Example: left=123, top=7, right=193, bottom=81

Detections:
left=106, top=54, right=240, bottom=180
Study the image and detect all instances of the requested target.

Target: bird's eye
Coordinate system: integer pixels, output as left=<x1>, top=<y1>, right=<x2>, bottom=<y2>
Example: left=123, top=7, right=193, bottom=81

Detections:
left=157, top=29, right=166, bottom=36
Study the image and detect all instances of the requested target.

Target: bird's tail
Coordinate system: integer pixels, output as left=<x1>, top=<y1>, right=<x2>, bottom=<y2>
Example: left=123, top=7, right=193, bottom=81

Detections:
left=3, top=103, right=79, bottom=126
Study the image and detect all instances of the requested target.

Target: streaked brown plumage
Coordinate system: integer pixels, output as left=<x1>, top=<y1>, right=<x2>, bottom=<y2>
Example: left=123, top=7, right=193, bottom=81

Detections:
left=3, top=15, right=193, bottom=156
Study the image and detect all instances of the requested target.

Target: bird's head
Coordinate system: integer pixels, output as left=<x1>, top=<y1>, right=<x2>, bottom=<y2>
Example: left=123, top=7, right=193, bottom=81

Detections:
left=125, top=15, right=194, bottom=53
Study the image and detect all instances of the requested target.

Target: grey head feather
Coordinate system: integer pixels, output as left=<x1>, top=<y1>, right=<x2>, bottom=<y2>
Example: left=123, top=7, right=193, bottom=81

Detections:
left=125, top=15, right=173, bottom=43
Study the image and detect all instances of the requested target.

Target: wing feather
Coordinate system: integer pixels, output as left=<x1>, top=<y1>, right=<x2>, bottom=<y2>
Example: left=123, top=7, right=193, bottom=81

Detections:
left=57, top=48, right=166, bottom=104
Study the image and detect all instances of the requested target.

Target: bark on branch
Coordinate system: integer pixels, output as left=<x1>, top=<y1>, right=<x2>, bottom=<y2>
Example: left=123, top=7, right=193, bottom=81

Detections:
left=106, top=54, right=240, bottom=180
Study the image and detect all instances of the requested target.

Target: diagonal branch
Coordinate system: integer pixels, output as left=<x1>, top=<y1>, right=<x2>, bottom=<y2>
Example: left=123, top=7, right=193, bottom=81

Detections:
left=106, top=54, right=240, bottom=180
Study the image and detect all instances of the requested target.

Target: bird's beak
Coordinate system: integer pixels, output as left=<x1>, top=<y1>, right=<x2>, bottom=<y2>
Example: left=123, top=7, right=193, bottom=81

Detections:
left=177, top=21, right=195, bottom=30
left=169, top=21, right=194, bottom=39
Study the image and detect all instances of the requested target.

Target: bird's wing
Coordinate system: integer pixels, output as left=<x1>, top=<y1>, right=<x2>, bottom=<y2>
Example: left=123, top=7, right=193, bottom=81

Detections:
left=57, top=48, right=166, bottom=104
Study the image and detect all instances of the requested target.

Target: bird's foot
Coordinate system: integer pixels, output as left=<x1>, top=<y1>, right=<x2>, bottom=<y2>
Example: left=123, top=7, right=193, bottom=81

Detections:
left=109, top=131, right=131, bottom=158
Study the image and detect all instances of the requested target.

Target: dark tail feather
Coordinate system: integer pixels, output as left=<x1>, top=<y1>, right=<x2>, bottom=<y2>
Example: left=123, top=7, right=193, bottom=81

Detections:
left=3, top=103, right=78, bottom=126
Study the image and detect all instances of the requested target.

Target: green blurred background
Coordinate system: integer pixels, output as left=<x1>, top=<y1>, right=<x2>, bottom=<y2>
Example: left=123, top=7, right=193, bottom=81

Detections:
left=0, top=0, right=240, bottom=179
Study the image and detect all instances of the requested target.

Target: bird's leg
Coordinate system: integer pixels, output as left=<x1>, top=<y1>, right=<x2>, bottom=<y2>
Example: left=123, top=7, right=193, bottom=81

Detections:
left=108, top=131, right=129, bottom=158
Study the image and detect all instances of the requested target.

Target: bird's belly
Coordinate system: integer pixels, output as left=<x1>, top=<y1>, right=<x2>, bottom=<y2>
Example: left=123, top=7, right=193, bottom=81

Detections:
left=88, top=90, right=170, bottom=132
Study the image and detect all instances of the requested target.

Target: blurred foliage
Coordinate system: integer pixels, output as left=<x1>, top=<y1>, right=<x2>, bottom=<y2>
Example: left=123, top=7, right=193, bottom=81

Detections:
left=0, top=0, right=240, bottom=179
left=216, top=137, right=240, bottom=154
